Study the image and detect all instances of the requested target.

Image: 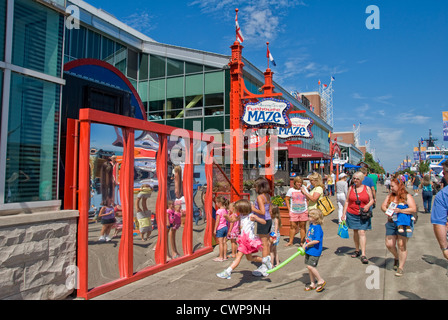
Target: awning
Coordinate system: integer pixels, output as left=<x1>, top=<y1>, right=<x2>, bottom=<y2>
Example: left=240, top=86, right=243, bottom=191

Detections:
left=287, top=145, right=331, bottom=160
left=344, top=163, right=361, bottom=169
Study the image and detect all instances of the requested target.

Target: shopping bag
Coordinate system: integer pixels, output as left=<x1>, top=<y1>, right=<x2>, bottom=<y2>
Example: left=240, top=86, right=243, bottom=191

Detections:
left=337, top=221, right=349, bottom=239
left=317, top=196, right=335, bottom=216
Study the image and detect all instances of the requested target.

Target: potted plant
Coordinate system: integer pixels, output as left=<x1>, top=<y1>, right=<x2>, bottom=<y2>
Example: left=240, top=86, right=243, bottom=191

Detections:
left=271, top=195, right=286, bottom=207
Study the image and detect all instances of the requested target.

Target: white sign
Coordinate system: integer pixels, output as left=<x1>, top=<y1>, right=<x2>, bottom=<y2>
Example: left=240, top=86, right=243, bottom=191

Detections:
left=242, top=98, right=290, bottom=128
left=277, top=116, right=314, bottom=139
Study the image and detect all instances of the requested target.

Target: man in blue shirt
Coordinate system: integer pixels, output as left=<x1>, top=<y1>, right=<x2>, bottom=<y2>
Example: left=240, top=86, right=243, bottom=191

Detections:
left=361, top=167, right=376, bottom=208
left=431, top=161, right=448, bottom=260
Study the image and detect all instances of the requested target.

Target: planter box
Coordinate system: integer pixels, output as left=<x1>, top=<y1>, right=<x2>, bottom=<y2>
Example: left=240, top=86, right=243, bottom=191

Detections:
left=279, top=206, right=299, bottom=236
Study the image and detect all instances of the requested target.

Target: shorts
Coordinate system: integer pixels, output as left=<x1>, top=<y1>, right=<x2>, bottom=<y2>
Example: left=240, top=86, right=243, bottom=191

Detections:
left=289, top=211, right=309, bottom=222
left=346, top=212, right=372, bottom=231
left=385, top=221, right=413, bottom=238
left=257, top=219, right=272, bottom=235
left=216, top=226, right=228, bottom=238
left=304, top=253, right=320, bottom=267
left=101, top=218, right=116, bottom=225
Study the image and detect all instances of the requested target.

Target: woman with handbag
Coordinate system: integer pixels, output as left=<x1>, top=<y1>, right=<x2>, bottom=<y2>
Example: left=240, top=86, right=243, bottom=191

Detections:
left=341, top=171, right=374, bottom=264
left=381, top=178, right=417, bottom=276
left=301, top=172, right=324, bottom=211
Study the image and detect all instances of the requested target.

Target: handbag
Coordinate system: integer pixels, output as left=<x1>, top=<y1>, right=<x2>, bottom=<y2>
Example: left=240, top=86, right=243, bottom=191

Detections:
left=337, top=221, right=349, bottom=239
left=354, top=186, right=372, bottom=220
left=317, top=195, right=335, bottom=216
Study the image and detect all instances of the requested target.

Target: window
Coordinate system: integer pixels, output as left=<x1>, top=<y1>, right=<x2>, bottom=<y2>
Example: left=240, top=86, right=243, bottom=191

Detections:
left=185, top=74, right=203, bottom=108
left=101, top=36, right=115, bottom=63
left=127, top=49, right=138, bottom=79
left=167, top=58, right=184, bottom=76
left=5, top=73, right=60, bottom=203
left=0, top=0, right=5, bottom=61
left=87, top=29, right=101, bottom=59
left=12, top=0, right=64, bottom=77
left=150, top=55, right=165, bottom=79
left=139, top=54, right=149, bottom=80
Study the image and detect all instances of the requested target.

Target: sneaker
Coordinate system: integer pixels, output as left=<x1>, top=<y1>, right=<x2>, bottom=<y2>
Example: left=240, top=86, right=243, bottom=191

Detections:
left=105, top=236, right=112, bottom=242
left=98, top=235, right=106, bottom=241
left=216, top=270, right=231, bottom=279
left=263, top=256, right=273, bottom=270
left=252, top=264, right=269, bottom=277
left=395, top=268, right=404, bottom=277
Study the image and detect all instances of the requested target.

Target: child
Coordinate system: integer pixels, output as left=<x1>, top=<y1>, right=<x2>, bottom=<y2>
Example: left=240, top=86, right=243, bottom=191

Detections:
left=303, top=208, right=326, bottom=292
left=285, top=176, right=308, bottom=247
left=213, top=196, right=229, bottom=262
left=135, top=184, right=153, bottom=241
left=111, top=204, right=123, bottom=238
left=226, top=202, right=240, bottom=258
left=167, top=200, right=182, bottom=259
left=98, top=197, right=116, bottom=242
left=216, top=199, right=266, bottom=279
left=396, top=203, right=413, bottom=234
left=270, top=206, right=281, bottom=267
left=251, top=177, right=273, bottom=276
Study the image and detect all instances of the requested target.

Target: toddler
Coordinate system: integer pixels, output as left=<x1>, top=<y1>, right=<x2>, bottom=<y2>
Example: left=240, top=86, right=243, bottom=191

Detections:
left=214, top=196, right=229, bottom=261
left=216, top=199, right=266, bottom=279
left=226, top=202, right=240, bottom=258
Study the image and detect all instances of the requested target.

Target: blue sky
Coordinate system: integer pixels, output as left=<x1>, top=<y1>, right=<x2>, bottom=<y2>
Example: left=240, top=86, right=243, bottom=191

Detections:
left=86, top=0, right=448, bottom=173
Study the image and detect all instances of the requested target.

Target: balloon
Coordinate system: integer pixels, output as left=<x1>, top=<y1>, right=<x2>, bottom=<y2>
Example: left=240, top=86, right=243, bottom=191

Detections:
left=267, top=247, right=305, bottom=274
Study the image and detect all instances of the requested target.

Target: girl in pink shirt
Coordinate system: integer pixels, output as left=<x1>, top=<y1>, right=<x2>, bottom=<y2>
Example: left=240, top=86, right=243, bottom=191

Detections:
left=213, top=196, right=229, bottom=262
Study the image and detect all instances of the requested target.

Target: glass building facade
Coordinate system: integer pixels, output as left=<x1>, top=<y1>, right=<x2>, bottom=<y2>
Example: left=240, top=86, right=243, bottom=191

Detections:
left=0, top=0, right=332, bottom=209
left=0, top=0, right=65, bottom=209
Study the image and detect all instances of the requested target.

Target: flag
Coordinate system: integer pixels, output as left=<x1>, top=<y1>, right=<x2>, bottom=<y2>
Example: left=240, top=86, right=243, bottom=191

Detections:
left=267, top=47, right=276, bottom=66
left=331, top=76, right=335, bottom=81
left=235, top=10, right=244, bottom=43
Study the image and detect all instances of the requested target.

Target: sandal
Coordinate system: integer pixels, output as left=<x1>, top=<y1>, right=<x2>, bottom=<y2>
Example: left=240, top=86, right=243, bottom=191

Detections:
left=316, top=281, right=326, bottom=292
left=361, top=256, right=368, bottom=264
left=351, top=251, right=361, bottom=258
left=304, top=284, right=316, bottom=291
left=393, top=259, right=399, bottom=271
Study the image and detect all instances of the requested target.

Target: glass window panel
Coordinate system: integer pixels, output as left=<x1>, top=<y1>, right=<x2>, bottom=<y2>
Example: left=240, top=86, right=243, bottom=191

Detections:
left=205, top=72, right=223, bottom=94
left=149, top=79, right=165, bottom=101
left=185, top=118, right=202, bottom=132
left=185, top=74, right=203, bottom=96
left=167, top=58, right=184, bottom=76
left=149, top=55, right=165, bottom=79
left=204, top=106, right=224, bottom=116
left=12, top=0, right=64, bottom=77
left=165, top=119, right=183, bottom=129
left=166, top=77, right=183, bottom=98
left=114, top=43, right=127, bottom=75
left=138, top=81, right=149, bottom=102
left=101, top=36, right=115, bottom=63
left=166, top=109, right=184, bottom=119
left=185, top=62, right=203, bottom=74
left=5, top=73, right=60, bottom=203
left=139, top=54, right=149, bottom=80
left=204, top=93, right=223, bottom=106
left=0, top=0, right=6, bottom=61
left=127, top=49, right=138, bottom=79
left=204, top=116, right=224, bottom=132
left=86, top=29, right=101, bottom=59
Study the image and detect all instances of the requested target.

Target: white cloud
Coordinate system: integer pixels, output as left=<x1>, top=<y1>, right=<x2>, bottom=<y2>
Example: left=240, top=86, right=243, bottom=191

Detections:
left=189, top=0, right=307, bottom=43
left=397, top=112, right=431, bottom=124
left=122, top=12, right=155, bottom=33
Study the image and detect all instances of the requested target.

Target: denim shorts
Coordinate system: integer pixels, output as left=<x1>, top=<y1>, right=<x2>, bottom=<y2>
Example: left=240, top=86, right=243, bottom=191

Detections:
left=385, top=221, right=413, bottom=238
left=346, top=212, right=372, bottom=230
left=216, top=226, right=228, bottom=238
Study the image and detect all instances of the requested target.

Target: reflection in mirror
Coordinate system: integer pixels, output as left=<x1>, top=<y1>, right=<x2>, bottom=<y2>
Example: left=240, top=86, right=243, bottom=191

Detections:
left=133, top=131, right=160, bottom=272
left=88, top=123, right=123, bottom=288
left=166, top=135, right=186, bottom=260
left=192, top=140, right=207, bottom=252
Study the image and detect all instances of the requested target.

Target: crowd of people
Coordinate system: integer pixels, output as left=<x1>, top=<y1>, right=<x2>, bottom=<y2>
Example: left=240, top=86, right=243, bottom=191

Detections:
left=214, top=161, right=448, bottom=289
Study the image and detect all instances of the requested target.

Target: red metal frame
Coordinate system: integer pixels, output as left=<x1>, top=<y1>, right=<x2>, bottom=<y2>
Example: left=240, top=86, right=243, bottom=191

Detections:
left=70, top=109, right=214, bottom=299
